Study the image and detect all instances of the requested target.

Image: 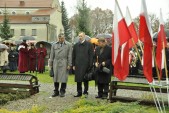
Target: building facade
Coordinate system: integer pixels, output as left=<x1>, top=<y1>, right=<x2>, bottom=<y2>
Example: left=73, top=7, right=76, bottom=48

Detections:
left=0, top=0, right=63, bottom=42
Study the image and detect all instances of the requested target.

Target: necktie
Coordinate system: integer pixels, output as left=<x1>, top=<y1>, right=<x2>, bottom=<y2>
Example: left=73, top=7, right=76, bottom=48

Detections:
left=60, top=43, right=62, bottom=47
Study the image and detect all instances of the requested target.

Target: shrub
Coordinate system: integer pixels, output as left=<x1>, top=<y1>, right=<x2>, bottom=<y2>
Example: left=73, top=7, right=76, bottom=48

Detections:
left=0, top=105, right=45, bottom=113
left=63, top=98, right=158, bottom=113
left=0, top=92, right=30, bottom=105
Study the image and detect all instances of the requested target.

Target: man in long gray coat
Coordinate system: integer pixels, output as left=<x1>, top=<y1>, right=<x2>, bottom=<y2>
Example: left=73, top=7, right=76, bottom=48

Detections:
left=72, top=32, right=94, bottom=97
left=49, top=33, right=72, bottom=97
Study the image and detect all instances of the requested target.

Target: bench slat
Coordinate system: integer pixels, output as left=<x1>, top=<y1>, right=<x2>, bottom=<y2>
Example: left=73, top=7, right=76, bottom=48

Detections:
left=0, top=83, right=32, bottom=88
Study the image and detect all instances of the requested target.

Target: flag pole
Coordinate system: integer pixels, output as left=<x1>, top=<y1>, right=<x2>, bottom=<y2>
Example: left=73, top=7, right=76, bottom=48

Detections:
left=138, top=40, right=144, bottom=53
left=132, top=38, right=163, bottom=112
left=131, top=38, right=142, bottom=62
left=152, top=44, right=166, bottom=113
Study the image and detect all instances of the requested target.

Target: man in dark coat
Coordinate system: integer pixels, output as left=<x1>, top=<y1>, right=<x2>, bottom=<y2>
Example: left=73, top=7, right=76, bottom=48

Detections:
left=8, top=45, right=18, bottom=72
left=94, top=38, right=112, bottom=99
left=18, top=40, right=29, bottom=73
left=72, top=32, right=94, bottom=97
left=37, top=43, right=47, bottom=73
left=28, top=44, right=37, bottom=73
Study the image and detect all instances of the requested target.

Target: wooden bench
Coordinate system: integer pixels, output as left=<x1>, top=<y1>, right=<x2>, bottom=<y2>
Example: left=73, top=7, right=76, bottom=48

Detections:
left=0, top=73, right=40, bottom=95
left=109, top=75, right=168, bottom=105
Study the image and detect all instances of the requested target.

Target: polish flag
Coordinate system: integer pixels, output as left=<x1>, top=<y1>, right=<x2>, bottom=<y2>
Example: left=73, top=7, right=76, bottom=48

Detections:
left=112, top=0, right=131, bottom=81
left=139, top=0, right=153, bottom=83
left=125, top=7, right=138, bottom=49
left=156, top=9, right=167, bottom=78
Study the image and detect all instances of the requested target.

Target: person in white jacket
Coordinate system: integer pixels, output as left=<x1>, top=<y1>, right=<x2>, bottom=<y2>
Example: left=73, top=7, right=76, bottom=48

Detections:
left=0, top=48, right=9, bottom=73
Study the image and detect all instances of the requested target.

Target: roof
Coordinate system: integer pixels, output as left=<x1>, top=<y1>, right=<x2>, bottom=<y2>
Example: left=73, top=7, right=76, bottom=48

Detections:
left=0, top=15, right=49, bottom=24
left=32, top=8, right=56, bottom=16
left=0, top=0, right=53, bottom=8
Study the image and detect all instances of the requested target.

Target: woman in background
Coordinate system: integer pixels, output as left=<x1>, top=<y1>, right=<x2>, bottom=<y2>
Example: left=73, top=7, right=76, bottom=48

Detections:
left=37, top=43, right=47, bottom=73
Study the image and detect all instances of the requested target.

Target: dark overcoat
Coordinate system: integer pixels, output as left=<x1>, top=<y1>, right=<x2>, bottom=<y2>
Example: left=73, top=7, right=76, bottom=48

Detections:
left=8, top=50, right=18, bottom=71
left=72, top=41, right=94, bottom=82
left=94, top=45, right=112, bottom=83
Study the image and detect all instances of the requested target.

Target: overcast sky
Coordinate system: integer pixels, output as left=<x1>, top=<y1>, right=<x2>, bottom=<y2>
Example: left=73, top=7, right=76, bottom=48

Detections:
left=59, top=0, right=169, bottom=22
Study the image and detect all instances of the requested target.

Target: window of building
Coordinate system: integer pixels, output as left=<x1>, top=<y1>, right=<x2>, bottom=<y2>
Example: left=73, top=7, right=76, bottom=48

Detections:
left=12, top=11, right=16, bottom=15
left=21, top=29, right=25, bottom=36
left=10, top=29, right=14, bottom=35
left=32, top=29, right=37, bottom=36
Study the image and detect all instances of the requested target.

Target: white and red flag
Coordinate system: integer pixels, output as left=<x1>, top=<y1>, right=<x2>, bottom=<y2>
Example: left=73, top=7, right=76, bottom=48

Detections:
left=112, top=0, right=131, bottom=81
left=156, top=9, right=167, bottom=78
left=125, top=7, right=138, bottom=49
left=139, top=0, right=153, bottom=83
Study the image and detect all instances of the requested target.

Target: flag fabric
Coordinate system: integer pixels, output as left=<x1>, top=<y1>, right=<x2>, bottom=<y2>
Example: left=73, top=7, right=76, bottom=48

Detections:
left=125, top=7, right=138, bottom=49
left=112, top=0, right=131, bottom=81
left=156, top=9, right=167, bottom=78
left=139, top=0, right=153, bottom=83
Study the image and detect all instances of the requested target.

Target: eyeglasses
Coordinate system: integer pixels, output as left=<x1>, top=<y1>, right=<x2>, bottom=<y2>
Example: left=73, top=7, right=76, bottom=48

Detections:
left=79, top=35, right=83, bottom=37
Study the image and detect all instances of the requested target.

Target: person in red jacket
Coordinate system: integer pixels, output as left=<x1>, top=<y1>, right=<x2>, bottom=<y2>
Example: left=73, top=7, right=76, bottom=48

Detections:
left=28, top=44, right=37, bottom=73
left=37, top=43, right=47, bottom=73
left=18, top=40, right=28, bottom=73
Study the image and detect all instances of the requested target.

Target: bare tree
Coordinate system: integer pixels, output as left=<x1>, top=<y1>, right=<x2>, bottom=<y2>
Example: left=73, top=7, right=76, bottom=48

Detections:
left=165, top=18, right=169, bottom=29
left=149, top=14, right=159, bottom=33
left=90, top=7, right=113, bottom=36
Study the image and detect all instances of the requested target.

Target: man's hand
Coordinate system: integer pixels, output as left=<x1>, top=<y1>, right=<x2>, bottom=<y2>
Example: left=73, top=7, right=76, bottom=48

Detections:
left=102, top=62, right=105, bottom=66
left=73, top=66, right=75, bottom=70
left=95, top=62, right=99, bottom=67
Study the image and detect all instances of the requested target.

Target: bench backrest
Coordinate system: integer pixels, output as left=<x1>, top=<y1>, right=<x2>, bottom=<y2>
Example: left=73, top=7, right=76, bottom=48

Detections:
left=0, top=73, right=38, bottom=83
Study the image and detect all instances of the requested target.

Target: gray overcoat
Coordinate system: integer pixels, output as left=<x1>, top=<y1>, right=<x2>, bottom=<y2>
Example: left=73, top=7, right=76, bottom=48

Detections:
left=49, top=41, right=72, bottom=83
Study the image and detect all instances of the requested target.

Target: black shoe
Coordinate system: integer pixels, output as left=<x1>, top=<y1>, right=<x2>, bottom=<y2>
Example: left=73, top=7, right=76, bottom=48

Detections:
left=60, top=91, right=65, bottom=97
left=74, top=93, right=82, bottom=97
left=83, top=92, right=88, bottom=95
left=52, top=91, right=59, bottom=97
left=95, top=95, right=102, bottom=99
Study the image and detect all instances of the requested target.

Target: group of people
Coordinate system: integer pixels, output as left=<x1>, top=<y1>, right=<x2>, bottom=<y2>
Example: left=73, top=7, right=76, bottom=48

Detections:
left=49, top=32, right=112, bottom=99
left=0, top=40, right=47, bottom=74
left=18, top=40, right=47, bottom=73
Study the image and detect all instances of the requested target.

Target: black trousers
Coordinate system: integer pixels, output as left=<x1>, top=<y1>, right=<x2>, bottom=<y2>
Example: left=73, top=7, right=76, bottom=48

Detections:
left=77, top=81, right=89, bottom=94
left=97, top=83, right=109, bottom=96
left=54, top=82, right=67, bottom=93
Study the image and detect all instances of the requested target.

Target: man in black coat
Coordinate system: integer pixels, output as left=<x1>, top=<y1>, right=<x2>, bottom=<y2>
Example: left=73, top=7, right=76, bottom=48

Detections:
left=94, top=38, right=112, bottom=99
left=72, top=32, right=94, bottom=97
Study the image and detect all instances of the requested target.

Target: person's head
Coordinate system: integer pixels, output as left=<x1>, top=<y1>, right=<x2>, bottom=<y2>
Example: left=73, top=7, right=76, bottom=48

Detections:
left=31, top=43, right=35, bottom=48
left=58, top=33, right=65, bottom=43
left=98, top=38, right=106, bottom=48
left=78, top=32, right=85, bottom=42
left=40, top=43, right=44, bottom=48
left=10, top=43, right=14, bottom=50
